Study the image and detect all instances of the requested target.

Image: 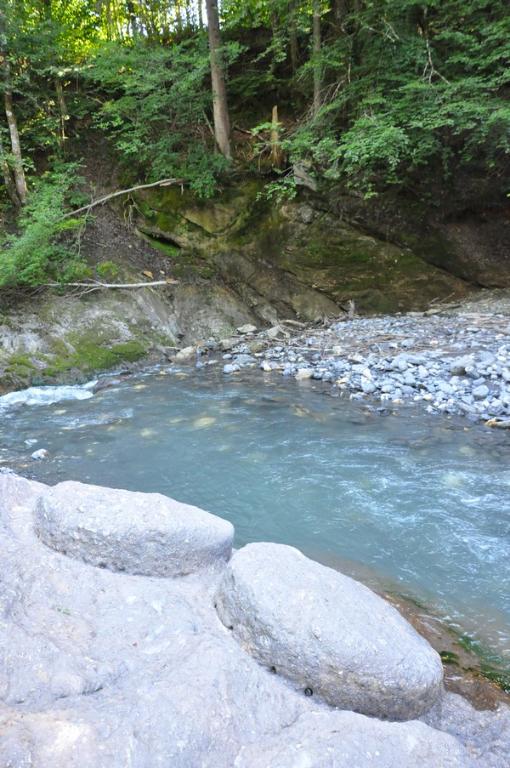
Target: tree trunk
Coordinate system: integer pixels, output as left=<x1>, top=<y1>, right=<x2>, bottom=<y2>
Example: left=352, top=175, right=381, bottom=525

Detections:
left=55, top=76, right=68, bottom=148
left=332, top=0, right=348, bottom=25
left=126, top=0, right=138, bottom=36
left=3, top=85, right=27, bottom=203
left=205, top=0, right=231, bottom=159
left=270, top=105, right=283, bottom=168
left=0, top=7, right=27, bottom=204
left=197, top=0, right=203, bottom=29
left=312, top=0, right=322, bottom=116
left=289, top=1, right=299, bottom=73
left=0, top=131, right=19, bottom=207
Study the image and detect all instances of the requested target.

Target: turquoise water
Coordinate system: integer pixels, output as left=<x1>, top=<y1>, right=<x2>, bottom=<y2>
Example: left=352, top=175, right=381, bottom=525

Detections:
left=3, top=366, right=510, bottom=664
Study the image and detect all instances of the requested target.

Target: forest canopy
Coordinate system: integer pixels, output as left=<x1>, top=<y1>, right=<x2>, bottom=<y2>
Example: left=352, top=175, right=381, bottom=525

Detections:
left=0, top=0, right=509, bottom=285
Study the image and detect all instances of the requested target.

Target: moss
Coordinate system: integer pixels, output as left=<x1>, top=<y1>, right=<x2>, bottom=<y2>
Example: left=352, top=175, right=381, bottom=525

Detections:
left=5, top=353, right=37, bottom=372
left=440, top=650, right=460, bottom=665
left=42, top=339, right=147, bottom=379
left=456, top=634, right=510, bottom=693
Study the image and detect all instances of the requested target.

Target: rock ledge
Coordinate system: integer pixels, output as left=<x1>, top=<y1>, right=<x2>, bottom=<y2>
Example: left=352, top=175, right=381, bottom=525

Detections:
left=34, top=480, right=234, bottom=576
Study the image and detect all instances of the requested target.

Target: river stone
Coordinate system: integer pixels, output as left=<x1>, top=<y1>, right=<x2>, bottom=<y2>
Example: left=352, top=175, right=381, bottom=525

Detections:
left=34, top=481, right=234, bottom=577
left=234, top=710, right=474, bottom=768
left=174, top=345, right=196, bottom=361
left=215, top=543, right=443, bottom=720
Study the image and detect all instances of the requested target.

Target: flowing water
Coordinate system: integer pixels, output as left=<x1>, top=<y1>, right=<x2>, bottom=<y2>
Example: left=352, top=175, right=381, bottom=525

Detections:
left=2, top=366, right=510, bottom=671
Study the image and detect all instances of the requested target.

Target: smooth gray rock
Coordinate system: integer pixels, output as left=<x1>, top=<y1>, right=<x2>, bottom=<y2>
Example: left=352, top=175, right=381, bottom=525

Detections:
left=34, top=481, right=234, bottom=577
left=215, top=543, right=443, bottom=720
left=0, top=474, right=508, bottom=766
left=224, top=363, right=240, bottom=374
left=234, top=710, right=474, bottom=768
left=473, top=384, right=489, bottom=400
left=423, top=691, right=510, bottom=768
left=31, top=448, right=49, bottom=460
left=237, top=324, right=257, bottom=334
left=0, top=636, right=305, bottom=768
left=361, top=378, right=376, bottom=394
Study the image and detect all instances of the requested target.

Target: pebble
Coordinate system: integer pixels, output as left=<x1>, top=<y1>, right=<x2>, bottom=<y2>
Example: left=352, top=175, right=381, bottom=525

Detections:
left=176, top=305, right=510, bottom=425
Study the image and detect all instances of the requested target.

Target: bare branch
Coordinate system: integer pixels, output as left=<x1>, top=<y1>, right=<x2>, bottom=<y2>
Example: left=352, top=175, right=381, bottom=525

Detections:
left=43, top=279, right=179, bottom=293
left=61, top=178, right=185, bottom=220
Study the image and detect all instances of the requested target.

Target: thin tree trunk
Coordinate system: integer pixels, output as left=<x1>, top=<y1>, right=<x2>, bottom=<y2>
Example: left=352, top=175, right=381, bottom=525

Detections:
left=55, top=76, right=68, bottom=148
left=205, top=0, right=231, bottom=159
left=312, top=0, right=322, bottom=116
left=270, top=105, right=283, bottom=168
left=3, top=86, right=26, bottom=204
left=332, top=0, right=348, bottom=25
left=0, top=131, right=19, bottom=206
left=197, top=0, right=203, bottom=29
left=126, top=0, right=138, bottom=36
left=289, top=1, right=299, bottom=73
left=0, top=8, right=27, bottom=203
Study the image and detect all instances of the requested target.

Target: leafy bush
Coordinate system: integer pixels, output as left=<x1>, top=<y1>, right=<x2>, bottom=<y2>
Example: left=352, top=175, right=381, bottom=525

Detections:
left=284, top=0, right=510, bottom=196
left=0, top=163, right=89, bottom=287
left=86, top=38, right=242, bottom=197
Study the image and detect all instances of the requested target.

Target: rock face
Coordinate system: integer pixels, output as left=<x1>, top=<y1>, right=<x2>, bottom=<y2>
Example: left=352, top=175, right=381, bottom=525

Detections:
left=34, top=481, right=234, bottom=576
left=215, top=543, right=443, bottom=719
left=235, top=710, right=474, bottom=768
left=0, top=472, right=508, bottom=767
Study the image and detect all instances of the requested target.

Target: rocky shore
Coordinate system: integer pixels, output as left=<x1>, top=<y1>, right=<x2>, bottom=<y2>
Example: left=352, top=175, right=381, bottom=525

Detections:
left=178, top=292, right=510, bottom=427
left=0, top=471, right=509, bottom=766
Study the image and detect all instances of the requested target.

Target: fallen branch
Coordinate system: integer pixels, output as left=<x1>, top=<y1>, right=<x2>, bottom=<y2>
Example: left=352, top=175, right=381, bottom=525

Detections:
left=61, top=178, right=185, bottom=220
left=44, top=279, right=178, bottom=292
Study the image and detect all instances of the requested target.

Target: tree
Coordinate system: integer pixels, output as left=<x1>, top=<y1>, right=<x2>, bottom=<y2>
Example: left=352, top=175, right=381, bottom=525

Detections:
left=0, top=4, right=27, bottom=204
left=288, top=0, right=299, bottom=73
left=205, top=0, right=232, bottom=159
left=312, top=0, right=321, bottom=116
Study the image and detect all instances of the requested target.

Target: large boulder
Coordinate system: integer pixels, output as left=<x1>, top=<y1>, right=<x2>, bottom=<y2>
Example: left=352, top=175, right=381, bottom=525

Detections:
left=34, top=481, right=234, bottom=577
left=215, top=543, right=443, bottom=720
left=234, top=710, right=474, bottom=768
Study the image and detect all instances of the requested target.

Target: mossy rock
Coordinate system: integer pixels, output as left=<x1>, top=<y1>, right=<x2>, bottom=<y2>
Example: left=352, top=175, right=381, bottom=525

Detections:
left=41, top=340, right=147, bottom=380
left=135, top=179, right=469, bottom=316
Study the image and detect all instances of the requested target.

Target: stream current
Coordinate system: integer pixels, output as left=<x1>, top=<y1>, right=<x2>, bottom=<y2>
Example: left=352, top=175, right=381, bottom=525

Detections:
left=2, top=365, right=510, bottom=671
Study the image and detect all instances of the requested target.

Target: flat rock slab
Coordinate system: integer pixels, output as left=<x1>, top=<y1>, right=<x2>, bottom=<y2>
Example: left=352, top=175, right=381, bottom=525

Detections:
left=34, top=481, right=234, bottom=577
left=215, top=543, right=443, bottom=720
left=234, top=710, right=474, bottom=768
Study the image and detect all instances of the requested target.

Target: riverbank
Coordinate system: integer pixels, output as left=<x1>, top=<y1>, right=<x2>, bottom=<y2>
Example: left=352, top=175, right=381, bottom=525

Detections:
left=174, top=289, right=510, bottom=427
left=1, top=471, right=509, bottom=766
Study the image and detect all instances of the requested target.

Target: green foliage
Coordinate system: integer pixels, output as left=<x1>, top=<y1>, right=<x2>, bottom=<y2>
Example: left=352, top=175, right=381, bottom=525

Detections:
left=258, top=173, right=298, bottom=204
left=0, top=163, right=88, bottom=287
left=0, top=0, right=508, bottom=279
left=284, top=0, right=510, bottom=195
left=96, top=260, right=120, bottom=281
left=86, top=38, right=241, bottom=196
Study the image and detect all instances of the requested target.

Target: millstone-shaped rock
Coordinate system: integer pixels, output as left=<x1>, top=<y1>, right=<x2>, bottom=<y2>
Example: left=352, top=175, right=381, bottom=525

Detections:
left=234, top=710, right=474, bottom=768
left=215, top=543, right=443, bottom=720
left=34, top=481, right=234, bottom=577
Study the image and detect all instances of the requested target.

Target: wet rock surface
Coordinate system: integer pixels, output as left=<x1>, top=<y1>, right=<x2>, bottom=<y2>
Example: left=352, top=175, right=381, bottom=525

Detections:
left=0, top=471, right=509, bottom=766
left=216, top=543, right=443, bottom=719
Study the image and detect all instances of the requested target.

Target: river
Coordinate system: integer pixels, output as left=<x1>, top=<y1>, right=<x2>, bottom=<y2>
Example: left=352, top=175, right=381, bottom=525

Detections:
left=2, top=364, right=510, bottom=676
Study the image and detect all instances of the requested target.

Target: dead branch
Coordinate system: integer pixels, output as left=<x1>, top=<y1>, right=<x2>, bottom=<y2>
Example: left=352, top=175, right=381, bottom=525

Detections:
left=43, top=279, right=179, bottom=295
left=61, top=178, right=185, bottom=220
